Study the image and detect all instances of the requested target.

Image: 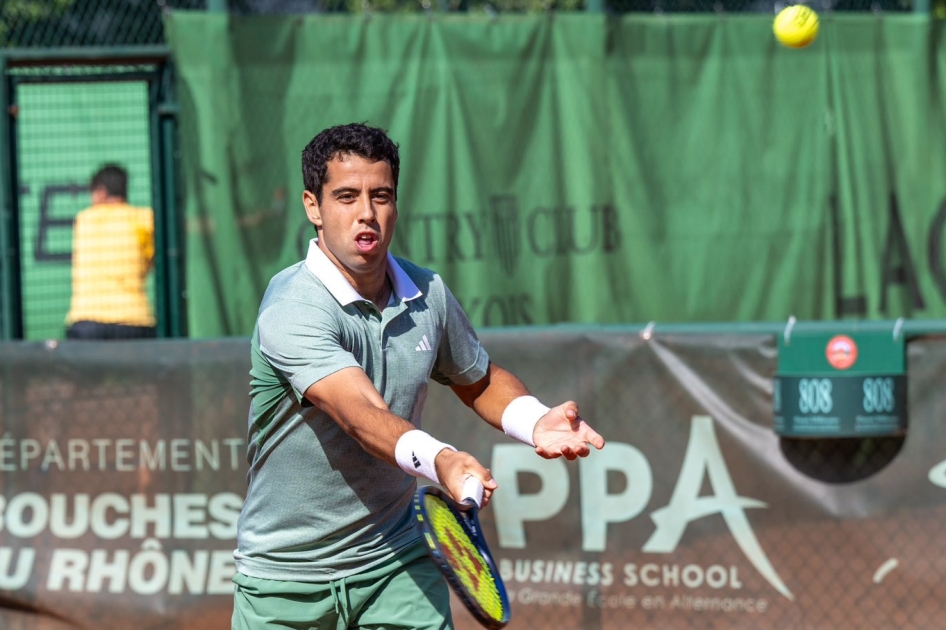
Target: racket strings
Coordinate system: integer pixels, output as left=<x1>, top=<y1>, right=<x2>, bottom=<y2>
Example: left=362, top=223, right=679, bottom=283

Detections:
left=425, top=495, right=505, bottom=622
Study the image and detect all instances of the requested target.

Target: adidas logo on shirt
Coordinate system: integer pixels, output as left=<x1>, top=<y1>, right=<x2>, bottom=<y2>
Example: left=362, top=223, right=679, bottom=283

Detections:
left=415, top=334, right=432, bottom=352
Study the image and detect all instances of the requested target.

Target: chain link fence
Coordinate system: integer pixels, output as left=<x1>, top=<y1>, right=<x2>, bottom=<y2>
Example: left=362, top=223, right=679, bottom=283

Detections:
left=0, top=0, right=923, bottom=332
left=9, top=65, right=158, bottom=340
left=0, top=1, right=206, bottom=48
left=0, top=0, right=930, bottom=336
left=230, top=0, right=922, bottom=13
left=0, top=0, right=925, bottom=48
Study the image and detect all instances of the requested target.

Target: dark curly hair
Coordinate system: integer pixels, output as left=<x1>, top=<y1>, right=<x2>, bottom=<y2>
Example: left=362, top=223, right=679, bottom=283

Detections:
left=90, top=164, right=128, bottom=200
left=302, top=123, right=400, bottom=204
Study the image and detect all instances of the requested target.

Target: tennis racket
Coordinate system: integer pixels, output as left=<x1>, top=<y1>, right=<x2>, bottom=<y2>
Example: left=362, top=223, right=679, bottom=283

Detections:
left=412, top=476, right=511, bottom=629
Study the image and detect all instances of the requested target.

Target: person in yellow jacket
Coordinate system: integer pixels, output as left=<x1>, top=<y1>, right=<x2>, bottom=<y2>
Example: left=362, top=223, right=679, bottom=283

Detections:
left=65, top=164, right=157, bottom=340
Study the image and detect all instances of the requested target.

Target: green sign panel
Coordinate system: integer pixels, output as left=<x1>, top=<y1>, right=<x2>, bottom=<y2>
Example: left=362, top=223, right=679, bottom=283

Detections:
left=775, top=328, right=907, bottom=437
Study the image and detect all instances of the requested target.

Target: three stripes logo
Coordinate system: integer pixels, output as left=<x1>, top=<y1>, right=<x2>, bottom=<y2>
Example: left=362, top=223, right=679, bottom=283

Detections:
left=415, top=334, right=432, bottom=352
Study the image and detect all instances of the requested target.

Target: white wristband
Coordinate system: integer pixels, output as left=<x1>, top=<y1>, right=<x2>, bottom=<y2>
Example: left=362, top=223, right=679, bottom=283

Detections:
left=501, top=395, right=550, bottom=447
left=395, top=430, right=456, bottom=485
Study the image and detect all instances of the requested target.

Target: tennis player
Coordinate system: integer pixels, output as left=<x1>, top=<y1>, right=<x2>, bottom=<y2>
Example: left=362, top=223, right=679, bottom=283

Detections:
left=232, top=122, right=605, bottom=630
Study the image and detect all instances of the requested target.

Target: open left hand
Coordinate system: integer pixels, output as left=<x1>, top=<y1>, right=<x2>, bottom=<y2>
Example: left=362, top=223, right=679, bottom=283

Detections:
left=532, top=401, right=605, bottom=460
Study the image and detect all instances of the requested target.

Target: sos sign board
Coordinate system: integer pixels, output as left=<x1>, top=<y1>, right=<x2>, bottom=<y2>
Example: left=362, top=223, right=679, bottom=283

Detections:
left=774, top=327, right=907, bottom=438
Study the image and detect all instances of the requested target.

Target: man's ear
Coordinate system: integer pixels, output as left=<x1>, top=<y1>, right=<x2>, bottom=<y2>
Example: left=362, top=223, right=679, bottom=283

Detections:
left=303, top=190, right=322, bottom=229
left=90, top=186, right=107, bottom=205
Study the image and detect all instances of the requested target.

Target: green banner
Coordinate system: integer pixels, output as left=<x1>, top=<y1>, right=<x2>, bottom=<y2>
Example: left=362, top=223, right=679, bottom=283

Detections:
left=3, top=330, right=946, bottom=628
left=165, top=13, right=946, bottom=338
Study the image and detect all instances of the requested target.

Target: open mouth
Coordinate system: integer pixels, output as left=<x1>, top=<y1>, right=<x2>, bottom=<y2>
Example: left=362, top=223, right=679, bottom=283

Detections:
left=355, top=232, right=379, bottom=252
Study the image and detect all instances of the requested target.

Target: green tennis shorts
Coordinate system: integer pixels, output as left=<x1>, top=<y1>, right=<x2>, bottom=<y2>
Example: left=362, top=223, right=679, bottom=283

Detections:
left=232, top=542, right=453, bottom=630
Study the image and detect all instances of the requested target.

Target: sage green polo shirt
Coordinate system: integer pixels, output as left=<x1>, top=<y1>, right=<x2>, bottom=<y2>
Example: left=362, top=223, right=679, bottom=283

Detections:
left=235, top=239, right=489, bottom=583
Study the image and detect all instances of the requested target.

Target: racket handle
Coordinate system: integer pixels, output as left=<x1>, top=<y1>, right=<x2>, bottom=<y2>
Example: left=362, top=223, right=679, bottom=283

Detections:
left=461, top=476, right=484, bottom=509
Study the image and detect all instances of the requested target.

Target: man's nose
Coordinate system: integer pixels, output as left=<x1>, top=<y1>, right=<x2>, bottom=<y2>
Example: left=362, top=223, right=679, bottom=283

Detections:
left=356, top=196, right=377, bottom=221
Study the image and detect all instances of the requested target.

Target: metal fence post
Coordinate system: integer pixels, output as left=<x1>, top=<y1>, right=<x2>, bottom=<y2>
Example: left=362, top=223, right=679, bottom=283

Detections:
left=0, top=54, right=23, bottom=340
left=158, top=62, right=185, bottom=338
left=149, top=57, right=186, bottom=338
left=149, top=71, right=169, bottom=338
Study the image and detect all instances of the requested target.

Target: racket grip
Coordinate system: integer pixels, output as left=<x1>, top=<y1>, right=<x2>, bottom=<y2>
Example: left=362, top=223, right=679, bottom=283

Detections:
left=461, top=476, right=484, bottom=509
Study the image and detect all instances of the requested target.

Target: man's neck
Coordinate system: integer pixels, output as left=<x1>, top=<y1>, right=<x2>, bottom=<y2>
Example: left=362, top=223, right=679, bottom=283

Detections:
left=316, top=238, right=390, bottom=308
left=95, top=196, right=126, bottom=205
left=365, top=276, right=392, bottom=310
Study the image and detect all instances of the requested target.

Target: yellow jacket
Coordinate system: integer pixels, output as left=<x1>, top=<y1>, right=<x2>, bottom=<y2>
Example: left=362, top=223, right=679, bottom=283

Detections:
left=66, top=203, right=156, bottom=327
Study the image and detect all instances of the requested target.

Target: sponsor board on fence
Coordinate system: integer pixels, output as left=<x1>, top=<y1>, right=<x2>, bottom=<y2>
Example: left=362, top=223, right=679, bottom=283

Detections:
left=1, top=333, right=946, bottom=629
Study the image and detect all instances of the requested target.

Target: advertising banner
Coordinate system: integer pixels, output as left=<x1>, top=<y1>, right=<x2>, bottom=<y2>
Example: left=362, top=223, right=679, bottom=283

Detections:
left=1, top=330, right=945, bottom=628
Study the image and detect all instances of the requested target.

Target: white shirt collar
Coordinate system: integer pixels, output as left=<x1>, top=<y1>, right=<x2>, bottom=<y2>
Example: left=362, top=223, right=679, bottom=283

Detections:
left=304, top=238, right=422, bottom=306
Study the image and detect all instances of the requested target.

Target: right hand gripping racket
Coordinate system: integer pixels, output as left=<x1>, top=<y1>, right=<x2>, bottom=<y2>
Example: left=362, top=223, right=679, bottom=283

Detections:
left=412, top=476, right=511, bottom=629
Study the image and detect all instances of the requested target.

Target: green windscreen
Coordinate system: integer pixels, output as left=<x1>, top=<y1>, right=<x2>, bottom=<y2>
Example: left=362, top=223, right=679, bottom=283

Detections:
left=165, top=14, right=946, bottom=338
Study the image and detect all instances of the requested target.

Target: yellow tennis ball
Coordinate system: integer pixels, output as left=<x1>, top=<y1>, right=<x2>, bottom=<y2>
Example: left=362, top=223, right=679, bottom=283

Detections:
left=773, top=5, right=820, bottom=49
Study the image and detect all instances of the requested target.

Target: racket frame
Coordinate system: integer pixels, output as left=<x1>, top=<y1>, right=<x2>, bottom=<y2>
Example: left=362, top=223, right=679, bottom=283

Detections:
left=412, top=485, right=511, bottom=630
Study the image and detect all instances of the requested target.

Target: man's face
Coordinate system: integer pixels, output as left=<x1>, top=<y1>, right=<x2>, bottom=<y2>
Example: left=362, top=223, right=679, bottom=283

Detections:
left=303, top=154, right=397, bottom=285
